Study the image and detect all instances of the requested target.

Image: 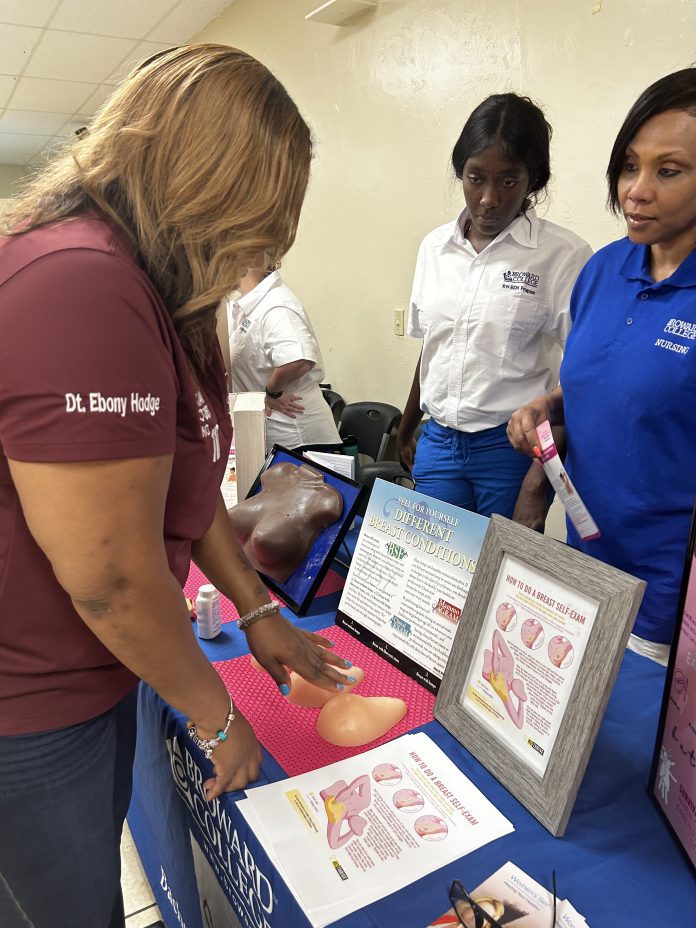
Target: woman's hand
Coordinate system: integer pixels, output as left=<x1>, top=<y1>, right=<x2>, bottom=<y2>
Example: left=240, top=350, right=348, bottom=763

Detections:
left=264, top=359, right=313, bottom=418
left=507, top=388, right=563, bottom=458
left=203, top=708, right=263, bottom=799
left=265, top=392, right=305, bottom=418
left=397, top=432, right=418, bottom=472
left=245, top=611, right=351, bottom=694
left=512, top=464, right=550, bottom=533
left=397, top=354, right=424, bottom=472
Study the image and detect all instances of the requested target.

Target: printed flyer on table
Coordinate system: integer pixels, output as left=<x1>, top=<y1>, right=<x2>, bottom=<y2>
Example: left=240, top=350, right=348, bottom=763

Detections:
left=338, top=480, right=489, bottom=686
left=428, top=860, right=589, bottom=927
left=460, top=554, right=599, bottom=776
left=239, top=732, right=513, bottom=927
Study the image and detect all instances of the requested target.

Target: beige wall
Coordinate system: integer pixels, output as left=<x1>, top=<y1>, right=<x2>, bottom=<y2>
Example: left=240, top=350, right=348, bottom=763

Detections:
left=196, top=0, right=696, bottom=407
left=0, top=164, right=31, bottom=200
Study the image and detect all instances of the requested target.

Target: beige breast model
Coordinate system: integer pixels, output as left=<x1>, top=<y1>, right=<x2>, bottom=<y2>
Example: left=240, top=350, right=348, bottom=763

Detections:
left=316, top=694, right=407, bottom=747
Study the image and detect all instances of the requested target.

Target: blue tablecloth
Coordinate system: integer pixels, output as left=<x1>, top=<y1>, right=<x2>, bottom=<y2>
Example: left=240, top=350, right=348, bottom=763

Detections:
left=128, top=577, right=696, bottom=927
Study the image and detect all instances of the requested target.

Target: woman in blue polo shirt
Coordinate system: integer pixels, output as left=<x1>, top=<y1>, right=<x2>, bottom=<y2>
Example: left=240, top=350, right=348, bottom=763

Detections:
left=508, top=68, right=696, bottom=661
left=397, top=93, right=592, bottom=519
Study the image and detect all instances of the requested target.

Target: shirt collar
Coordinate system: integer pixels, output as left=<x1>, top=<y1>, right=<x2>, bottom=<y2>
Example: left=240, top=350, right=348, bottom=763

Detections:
left=619, top=240, right=696, bottom=289
left=232, top=270, right=281, bottom=315
left=619, top=241, right=653, bottom=284
left=446, top=207, right=539, bottom=251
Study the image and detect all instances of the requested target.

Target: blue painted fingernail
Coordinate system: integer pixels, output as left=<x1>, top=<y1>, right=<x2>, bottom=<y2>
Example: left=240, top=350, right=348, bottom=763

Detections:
left=336, top=683, right=344, bottom=690
left=344, top=659, right=353, bottom=668
left=347, top=676, right=356, bottom=683
left=326, top=640, right=335, bottom=647
left=279, top=683, right=290, bottom=696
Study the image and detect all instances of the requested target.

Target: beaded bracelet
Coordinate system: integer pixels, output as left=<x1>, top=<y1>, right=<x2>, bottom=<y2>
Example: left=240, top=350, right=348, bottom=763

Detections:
left=237, top=601, right=280, bottom=631
left=186, top=697, right=235, bottom=760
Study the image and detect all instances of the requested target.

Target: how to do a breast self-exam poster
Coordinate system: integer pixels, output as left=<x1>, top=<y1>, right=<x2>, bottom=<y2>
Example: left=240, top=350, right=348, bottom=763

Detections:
left=337, top=479, right=489, bottom=692
left=460, top=555, right=599, bottom=776
left=653, top=548, right=696, bottom=870
left=240, top=732, right=513, bottom=927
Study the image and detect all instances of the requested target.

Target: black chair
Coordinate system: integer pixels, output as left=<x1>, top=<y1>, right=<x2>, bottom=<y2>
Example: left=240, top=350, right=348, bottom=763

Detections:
left=338, top=402, right=413, bottom=515
left=338, top=401, right=403, bottom=463
left=320, top=388, right=346, bottom=425
left=357, top=460, right=414, bottom=494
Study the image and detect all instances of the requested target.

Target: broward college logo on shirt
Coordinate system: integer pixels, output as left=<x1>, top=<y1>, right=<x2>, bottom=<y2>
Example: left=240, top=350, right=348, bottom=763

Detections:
left=501, top=270, right=540, bottom=295
left=655, top=318, right=694, bottom=356
left=664, top=318, right=696, bottom=340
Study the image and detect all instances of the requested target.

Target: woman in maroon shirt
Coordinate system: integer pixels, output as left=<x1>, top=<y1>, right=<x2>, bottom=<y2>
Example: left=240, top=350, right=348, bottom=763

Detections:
left=0, top=45, right=349, bottom=928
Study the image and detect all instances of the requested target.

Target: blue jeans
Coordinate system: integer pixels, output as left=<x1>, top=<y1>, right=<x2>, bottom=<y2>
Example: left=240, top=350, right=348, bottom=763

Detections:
left=0, top=689, right=138, bottom=928
left=412, top=419, right=530, bottom=517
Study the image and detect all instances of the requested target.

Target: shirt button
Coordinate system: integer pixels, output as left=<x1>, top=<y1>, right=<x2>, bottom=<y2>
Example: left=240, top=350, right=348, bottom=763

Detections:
left=626, top=317, right=634, bottom=325
left=475, top=259, right=481, bottom=266
left=640, top=292, right=649, bottom=300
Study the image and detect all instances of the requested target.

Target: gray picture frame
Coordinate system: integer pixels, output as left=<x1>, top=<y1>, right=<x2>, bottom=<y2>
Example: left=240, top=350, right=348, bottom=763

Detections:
left=434, top=515, right=646, bottom=837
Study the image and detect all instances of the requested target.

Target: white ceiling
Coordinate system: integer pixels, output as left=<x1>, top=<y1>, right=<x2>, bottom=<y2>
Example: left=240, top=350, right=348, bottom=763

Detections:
left=0, top=0, right=238, bottom=166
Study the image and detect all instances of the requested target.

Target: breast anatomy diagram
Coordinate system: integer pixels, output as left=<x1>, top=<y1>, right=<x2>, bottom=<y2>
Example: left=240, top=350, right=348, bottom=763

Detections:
left=482, top=628, right=527, bottom=729
left=319, top=762, right=443, bottom=851
left=462, top=557, right=598, bottom=777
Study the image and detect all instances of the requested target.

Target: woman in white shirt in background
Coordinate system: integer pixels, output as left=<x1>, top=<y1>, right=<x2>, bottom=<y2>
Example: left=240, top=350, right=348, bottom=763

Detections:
left=227, top=268, right=341, bottom=452
left=397, top=93, right=592, bottom=521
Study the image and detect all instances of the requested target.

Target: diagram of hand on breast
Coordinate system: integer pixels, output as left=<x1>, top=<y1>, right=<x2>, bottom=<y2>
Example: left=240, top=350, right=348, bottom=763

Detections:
left=392, top=788, right=424, bottom=812
left=548, top=635, right=574, bottom=669
left=372, top=763, right=402, bottom=784
left=520, top=618, right=544, bottom=649
left=320, top=775, right=372, bottom=849
left=228, top=462, right=343, bottom=582
left=415, top=814, right=448, bottom=841
left=482, top=629, right=527, bottom=729
left=495, top=602, right=517, bottom=631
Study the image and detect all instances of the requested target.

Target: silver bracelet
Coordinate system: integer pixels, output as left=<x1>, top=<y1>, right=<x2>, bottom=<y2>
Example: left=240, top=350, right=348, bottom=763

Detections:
left=237, top=601, right=280, bottom=631
left=186, top=696, right=235, bottom=760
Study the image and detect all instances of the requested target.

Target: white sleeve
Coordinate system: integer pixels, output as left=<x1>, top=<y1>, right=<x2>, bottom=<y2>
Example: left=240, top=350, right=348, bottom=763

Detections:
left=260, top=304, right=322, bottom=368
left=544, top=242, right=594, bottom=346
left=407, top=240, right=427, bottom=339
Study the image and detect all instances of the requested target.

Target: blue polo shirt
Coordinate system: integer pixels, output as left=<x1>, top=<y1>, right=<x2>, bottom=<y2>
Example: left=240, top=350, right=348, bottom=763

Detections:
left=561, top=237, right=696, bottom=644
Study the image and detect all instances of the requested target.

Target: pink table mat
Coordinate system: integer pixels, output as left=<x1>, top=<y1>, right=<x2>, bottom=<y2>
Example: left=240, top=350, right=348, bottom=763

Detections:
left=213, top=625, right=436, bottom=776
left=183, top=563, right=347, bottom=623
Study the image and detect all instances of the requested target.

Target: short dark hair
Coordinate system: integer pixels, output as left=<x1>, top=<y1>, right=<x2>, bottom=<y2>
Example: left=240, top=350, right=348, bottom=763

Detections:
left=451, top=93, right=552, bottom=203
left=607, top=68, right=696, bottom=213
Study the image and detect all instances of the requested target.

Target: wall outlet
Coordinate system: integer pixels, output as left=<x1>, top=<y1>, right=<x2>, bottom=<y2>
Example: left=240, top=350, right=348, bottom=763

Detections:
left=393, top=308, right=405, bottom=336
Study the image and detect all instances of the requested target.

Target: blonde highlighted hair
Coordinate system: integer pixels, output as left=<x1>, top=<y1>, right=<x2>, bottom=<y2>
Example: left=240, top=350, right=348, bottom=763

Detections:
left=5, top=44, right=312, bottom=366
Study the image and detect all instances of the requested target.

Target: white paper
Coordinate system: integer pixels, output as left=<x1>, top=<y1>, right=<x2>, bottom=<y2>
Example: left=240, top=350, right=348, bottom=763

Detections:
left=242, top=733, right=513, bottom=927
left=460, top=554, right=599, bottom=775
left=220, top=448, right=238, bottom=509
left=303, top=449, right=355, bottom=480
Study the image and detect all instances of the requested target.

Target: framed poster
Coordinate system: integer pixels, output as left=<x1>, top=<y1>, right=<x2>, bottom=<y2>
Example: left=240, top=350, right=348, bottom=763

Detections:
left=649, top=504, right=696, bottom=873
left=336, top=479, right=489, bottom=693
left=434, top=515, right=646, bottom=836
left=229, top=445, right=366, bottom=616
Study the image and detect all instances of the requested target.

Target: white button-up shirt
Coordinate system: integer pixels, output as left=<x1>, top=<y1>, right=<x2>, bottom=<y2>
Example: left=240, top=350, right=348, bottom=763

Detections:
left=227, top=272, right=340, bottom=449
left=408, top=208, right=592, bottom=431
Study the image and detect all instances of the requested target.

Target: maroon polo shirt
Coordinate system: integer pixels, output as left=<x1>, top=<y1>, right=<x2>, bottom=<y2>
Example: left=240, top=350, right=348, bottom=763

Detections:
left=0, top=212, right=231, bottom=735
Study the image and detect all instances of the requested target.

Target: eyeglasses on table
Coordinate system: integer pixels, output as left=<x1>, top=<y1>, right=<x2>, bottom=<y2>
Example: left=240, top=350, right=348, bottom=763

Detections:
left=448, top=871, right=557, bottom=927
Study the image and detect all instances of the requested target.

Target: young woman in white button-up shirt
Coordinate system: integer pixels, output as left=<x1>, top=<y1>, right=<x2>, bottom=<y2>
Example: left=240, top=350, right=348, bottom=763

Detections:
left=227, top=268, right=341, bottom=452
left=397, top=93, right=592, bottom=520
